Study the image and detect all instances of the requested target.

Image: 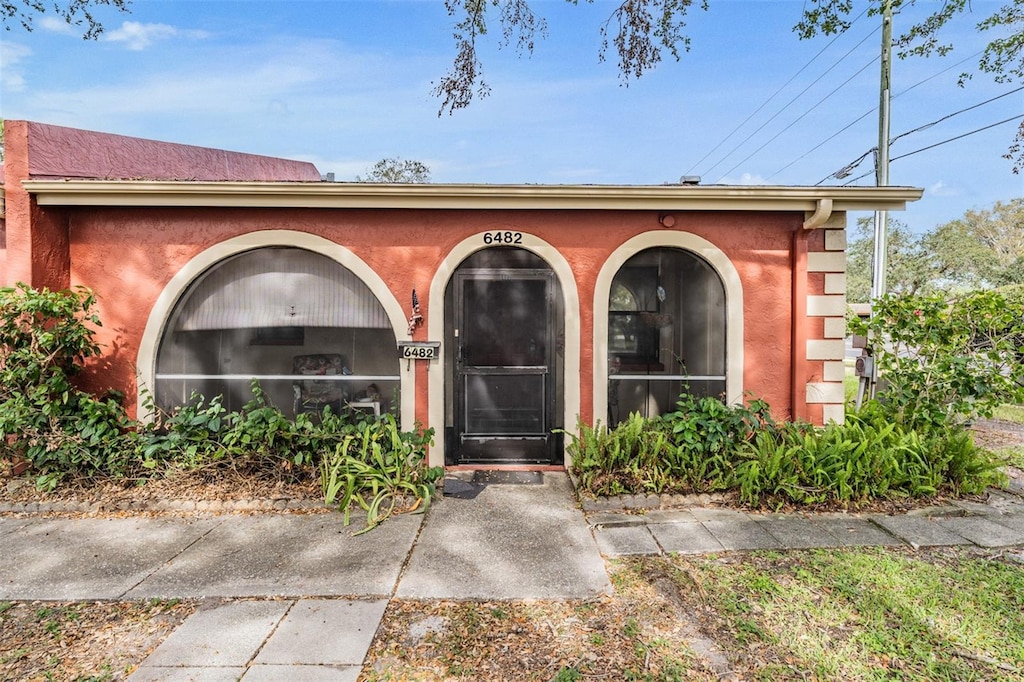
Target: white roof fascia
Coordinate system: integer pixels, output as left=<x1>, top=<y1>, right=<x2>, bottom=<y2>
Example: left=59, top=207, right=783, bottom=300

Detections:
left=22, top=180, right=924, bottom=213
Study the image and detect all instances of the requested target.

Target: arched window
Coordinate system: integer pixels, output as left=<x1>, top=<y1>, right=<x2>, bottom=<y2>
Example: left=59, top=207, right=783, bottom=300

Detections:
left=607, top=248, right=726, bottom=424
left=155, top=247, right=399, bottom=418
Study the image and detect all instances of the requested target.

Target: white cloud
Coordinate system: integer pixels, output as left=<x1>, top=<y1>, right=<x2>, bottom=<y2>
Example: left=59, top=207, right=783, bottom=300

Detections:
left=39, top=16, right=75, bottom=34
left=0, top=42, right=31, bottom=92
left=102, top=21, right=208, bottom=50
left=928, top=181, right=962, bottom=197
left=718, top=172, right=769, bottom=186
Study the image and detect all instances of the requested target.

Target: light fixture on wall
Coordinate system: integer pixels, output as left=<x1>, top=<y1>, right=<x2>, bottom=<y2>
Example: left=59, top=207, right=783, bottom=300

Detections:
left=659, top=214, right=676, bottom=228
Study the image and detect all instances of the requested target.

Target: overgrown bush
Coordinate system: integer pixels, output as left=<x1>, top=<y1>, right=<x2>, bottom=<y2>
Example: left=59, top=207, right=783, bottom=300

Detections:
left=568, top=396, right=1006, bottom=508
left=0, top=284, right=136, bottom=488
left=1, top=284, right=440, bottom=529
left=138, top=381, right=359, bottom=480
left=850, top=290, right=1024, bottom=431
left=567, top=393, right=774, bottom=497
left=733, top=403, right=1005, bottom=506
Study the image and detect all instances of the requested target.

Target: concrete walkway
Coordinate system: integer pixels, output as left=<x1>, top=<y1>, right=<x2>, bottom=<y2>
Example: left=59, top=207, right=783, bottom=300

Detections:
left=0, top=474, right=1022, bottom=681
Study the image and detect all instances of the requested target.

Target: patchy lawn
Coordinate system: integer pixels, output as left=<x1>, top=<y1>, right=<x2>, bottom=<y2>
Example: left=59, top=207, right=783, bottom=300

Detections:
left=0, top=599, right=195, bottom=681
left=361, top=547, right=1024, bottom=681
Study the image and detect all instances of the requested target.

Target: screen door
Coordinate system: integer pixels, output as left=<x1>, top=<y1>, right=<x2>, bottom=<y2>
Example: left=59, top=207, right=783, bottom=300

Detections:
left=452, top=268, right=557, bottom=464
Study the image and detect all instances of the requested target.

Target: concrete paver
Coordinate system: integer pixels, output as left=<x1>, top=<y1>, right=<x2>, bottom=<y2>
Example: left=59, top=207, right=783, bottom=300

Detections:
left=0, top=516, right=219, bottom=600
left=688, top=507, right=752, bottom=523
left=128, top=667, right=246, bottom=682
left=593, top=525, right=662, bottom=556
left=643, top=510, right=699, bottom=525
left=813, top=514, right=903, bottom=547
left=869, top=514, right=972, bottom=549
left=242, top=665, right=360, bottom=681
left=0, top=516, right=35, bottom=537
left=133, top=600, right=291, bottom=670
left=252, top=599, right=387, bottom=666
left=397, top=473, right=611, bottom=599
left=126, top=513, right=421, bottom=599
left=648, top=521, right=725, bottom=554
left=937, top=515, right=1024, bottom=548
left=993, top=511, right=1024, bottom=532
left=703, top=519, right=782, bottom=551
left=754, top=515, right=840, bottom=549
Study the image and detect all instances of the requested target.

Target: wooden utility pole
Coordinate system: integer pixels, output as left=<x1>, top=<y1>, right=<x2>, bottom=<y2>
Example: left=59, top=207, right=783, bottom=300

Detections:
left=871, top=0, right=893, bottom=300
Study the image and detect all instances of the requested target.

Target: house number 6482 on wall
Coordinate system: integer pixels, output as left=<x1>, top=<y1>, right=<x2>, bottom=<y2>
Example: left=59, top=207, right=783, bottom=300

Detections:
left=482, top=231, right=523, bottom=245
left=398, top=342, right=440, bottom=360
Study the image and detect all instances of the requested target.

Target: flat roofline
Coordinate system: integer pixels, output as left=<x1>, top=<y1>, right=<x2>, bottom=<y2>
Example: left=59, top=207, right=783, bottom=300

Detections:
left=18, top=180, right=923, bottom=212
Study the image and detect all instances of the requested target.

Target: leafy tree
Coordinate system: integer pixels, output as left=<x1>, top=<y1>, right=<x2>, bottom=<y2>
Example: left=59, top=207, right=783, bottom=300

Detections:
left=847, top=199, right=1024, bottom=301
left=925, top=199, right=1024, bottom=287
left=434, top=0, right=709, bottom=114
left=850, top=290, right=1024, bottom=430
left=846, top=217, right=938, bottom=302
left=762, top=0, right=1024, bottom=172
left=356, top=158, right=432, bottom=183
left=1, top=0, right=129, bottom=39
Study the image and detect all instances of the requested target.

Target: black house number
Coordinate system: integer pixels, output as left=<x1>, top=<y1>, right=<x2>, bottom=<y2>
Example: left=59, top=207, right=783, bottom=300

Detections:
left=482, top=231, right=523, bottom=245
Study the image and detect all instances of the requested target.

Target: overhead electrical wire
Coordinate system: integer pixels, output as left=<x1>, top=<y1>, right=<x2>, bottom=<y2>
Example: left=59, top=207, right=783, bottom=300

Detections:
left=816, top=85, right=1024, bottom=184
left=890, top=113, right=1024, bottom=162
left=713, top=56, right=879, bottom=183
left=889, top=85, right=1024, bottom=144
left=704, top=27, right=880, bottom=179
left=771, top=50, right=985, bottom=182
left=682, top=6, right=870, bottom=177
left=838, top=113, right=1024, bottom=185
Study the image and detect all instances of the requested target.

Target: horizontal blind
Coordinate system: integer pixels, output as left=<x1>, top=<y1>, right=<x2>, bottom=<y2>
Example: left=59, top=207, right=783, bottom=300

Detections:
left=174, top=248, right=391, bottom=330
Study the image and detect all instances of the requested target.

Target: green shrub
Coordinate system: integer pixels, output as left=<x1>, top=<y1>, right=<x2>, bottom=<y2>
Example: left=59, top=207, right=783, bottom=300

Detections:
left=567, top=394, right=774, bottom=497
left=850, top=290, right=1024, bottom=431
left=140, top=380, right=373, bottom=480
left=569, top=394, right=1006, bottom=507
left=0, top=284, right=136, bottom=487
left=321, top=415, right=442, bottom=534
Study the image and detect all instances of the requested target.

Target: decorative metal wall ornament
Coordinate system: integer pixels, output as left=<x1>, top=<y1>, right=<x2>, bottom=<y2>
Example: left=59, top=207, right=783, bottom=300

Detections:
left=407, top=289, right=424, bottom=336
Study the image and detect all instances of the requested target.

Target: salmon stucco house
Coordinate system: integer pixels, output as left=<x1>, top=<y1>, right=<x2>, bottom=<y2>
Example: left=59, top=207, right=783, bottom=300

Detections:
left=0, top=121, right=923, bottom=469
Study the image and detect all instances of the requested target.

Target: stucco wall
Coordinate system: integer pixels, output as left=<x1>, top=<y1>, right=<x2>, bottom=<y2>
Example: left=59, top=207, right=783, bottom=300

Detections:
left=64, top=205, right=800, bottom=425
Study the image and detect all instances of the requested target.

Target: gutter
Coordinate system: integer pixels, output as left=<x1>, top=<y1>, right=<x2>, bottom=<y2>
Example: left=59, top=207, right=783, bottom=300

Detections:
left=21, top=180, right=923, bottom=212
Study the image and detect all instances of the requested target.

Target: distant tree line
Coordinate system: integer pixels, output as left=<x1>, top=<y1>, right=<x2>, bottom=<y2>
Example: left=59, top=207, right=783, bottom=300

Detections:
left=847, top=198, right=1024, bottom=302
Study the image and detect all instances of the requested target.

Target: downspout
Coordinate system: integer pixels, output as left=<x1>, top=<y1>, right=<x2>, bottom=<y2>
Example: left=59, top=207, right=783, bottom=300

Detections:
left=793, top=199, right=833, bottom=421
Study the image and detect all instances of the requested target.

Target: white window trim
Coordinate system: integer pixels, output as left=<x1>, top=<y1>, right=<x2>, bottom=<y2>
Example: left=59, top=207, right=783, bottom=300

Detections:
left=593, top=231, right=744, bottom=424
left=427, top=233, right=581, bottom=469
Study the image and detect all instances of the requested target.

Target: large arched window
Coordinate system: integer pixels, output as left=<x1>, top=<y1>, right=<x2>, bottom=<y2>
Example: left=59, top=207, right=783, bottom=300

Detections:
left=155, top=247, right=399, bottom=418
left=607, top=247, right=726, bottom=424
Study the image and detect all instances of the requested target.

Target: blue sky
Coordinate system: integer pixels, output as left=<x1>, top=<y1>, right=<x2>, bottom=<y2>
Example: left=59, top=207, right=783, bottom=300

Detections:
left=2, top=0, right=1022, bottom=234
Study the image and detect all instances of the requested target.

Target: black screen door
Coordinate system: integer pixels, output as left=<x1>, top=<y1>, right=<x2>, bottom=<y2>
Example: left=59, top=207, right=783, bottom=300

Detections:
left=453, top=268, right=557, bottom=464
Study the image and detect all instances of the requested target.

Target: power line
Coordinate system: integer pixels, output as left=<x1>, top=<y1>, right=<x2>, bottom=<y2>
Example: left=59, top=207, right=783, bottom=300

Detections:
left=682, top=7, right=870, bottom=177
left=713, top=57, right=878, bottom=183
left=770, top=50, right=986, bottom=182
left=818, top=86, right=1024, bottom=184
left=890, top=113, right=1024, bottom=162
left=698, top=21, right=878, bottom=179
left=889, top=85, right=1024, bottom=144
left=837, top=113, right=1024, bottom=185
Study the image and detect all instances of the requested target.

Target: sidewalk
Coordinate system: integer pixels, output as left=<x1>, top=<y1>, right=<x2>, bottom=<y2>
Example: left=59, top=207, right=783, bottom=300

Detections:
left=588, top=490, right=1024, bottom=556
left=1, top=473, right=1022, bottom=681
